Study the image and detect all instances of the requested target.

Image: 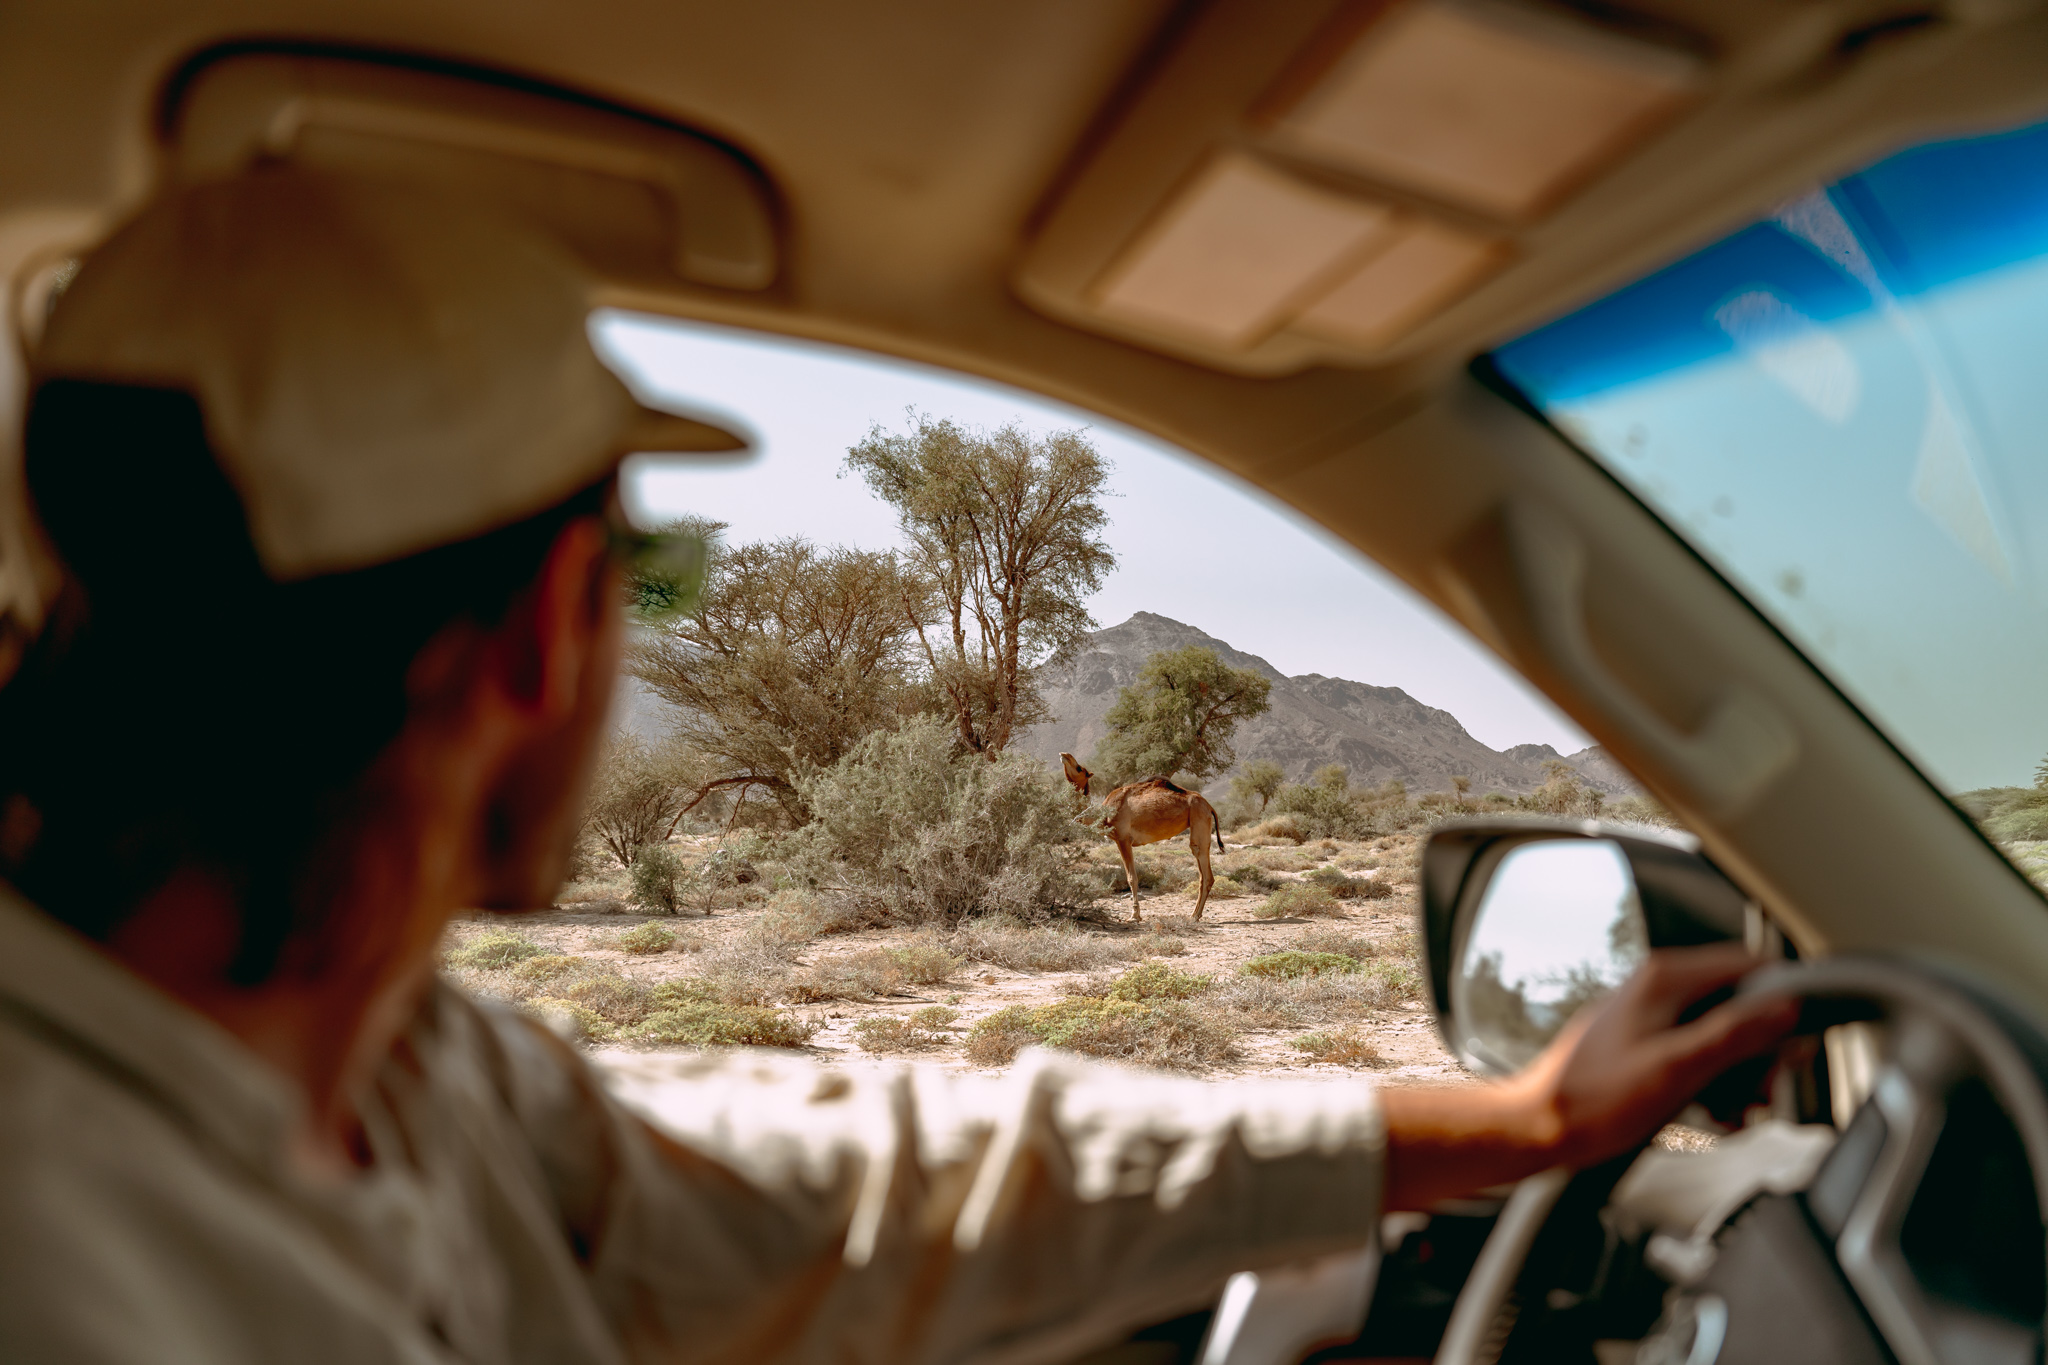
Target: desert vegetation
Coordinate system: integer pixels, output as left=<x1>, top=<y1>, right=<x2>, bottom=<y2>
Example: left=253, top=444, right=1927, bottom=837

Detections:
left=443, top=415, right=1692, bottom=1081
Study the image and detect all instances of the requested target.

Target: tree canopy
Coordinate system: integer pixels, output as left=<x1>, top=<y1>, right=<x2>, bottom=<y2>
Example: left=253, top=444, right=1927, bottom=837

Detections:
left=631, top=524, right=928, bottom=818
left=845, top=414, right=1114, bottom=757
left=1090, top=646, right=1272, bottom=788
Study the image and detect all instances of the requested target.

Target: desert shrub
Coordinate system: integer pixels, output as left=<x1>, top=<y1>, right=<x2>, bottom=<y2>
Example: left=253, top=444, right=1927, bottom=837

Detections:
left=1268, top=767, right=1365, bottom=840
left=584, top=734, right=704, bottom=865
left=448, top=928, right=543, bottom=970
left=1992, top=806, right=2048, bottom=843
left=793, top=716, right=1089, bottom=923
left=1104, top=962, right=1212, bottom=1001
left=1227, top=865, right=1280, bottom=893
left=891, top=937, right=965, bottom=984
left=557, top=877, right=632, bottom=913
left=524, top=996, right=613, bottom=1041
left=1303, top=866, right=1364, bottom=898
left=1295, top=927, right=1380, bottom=960
left=950, top=917, right=1148, bottom=973
left=1253, top=883, right=1345, bottom=919
left=1335, top=853, right=1379, bottom=871
left=1604, top=793, right=1679, bottom=829
left=699, top=847, right=761, bottom=887
left=631, top=994, right=817, bottom=1049
left=1234, top=849, right=1315, bottom=873
left=692, top=940, right=798, bottom=1006
left=1245, top=813, right=1308, bottom=844
left=964, top=998, right=1236, bottom=1070
left=1243, top=950, right=1359, bottom=980
left=631, top=844, right=685, bottom=913
left=1209, top=960, right=1417, bottom=1026
left=852, top=1005, right=960, bottom=1053
left=1519, top=760, right=1605, bottom=819
left=611, top=922, right=679, bottom=954
left=511, top=953, right=585, bottom=985
left=1291, top=1029, right=1383, bottom=1067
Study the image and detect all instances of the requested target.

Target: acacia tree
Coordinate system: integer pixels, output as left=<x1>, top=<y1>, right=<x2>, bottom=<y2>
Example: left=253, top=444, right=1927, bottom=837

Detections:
left=845, top=415, right=1115, bottom=757
left=631, top=524, right=928, bottom=819
left=1230, top=759, right=1286, bottom=814
left=1090, top=646, right=1272, bottom=788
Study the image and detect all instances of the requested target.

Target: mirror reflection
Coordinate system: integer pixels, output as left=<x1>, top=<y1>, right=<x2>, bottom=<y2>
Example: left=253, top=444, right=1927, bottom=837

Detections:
left=1453, top=839, right=1649, bottom=1073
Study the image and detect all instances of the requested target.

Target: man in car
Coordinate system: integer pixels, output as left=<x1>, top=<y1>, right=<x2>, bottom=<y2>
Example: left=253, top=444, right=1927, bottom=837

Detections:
left=0, top=167, right=1796, bottom=1362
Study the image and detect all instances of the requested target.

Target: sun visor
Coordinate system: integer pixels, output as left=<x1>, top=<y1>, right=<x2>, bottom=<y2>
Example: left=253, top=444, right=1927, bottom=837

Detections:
left=166, top=51, right=779, bottom=297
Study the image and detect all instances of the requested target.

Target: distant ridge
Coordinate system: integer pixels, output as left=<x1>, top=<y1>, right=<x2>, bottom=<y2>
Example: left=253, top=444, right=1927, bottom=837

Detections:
left=1014, top=612, right=1633, bottom=796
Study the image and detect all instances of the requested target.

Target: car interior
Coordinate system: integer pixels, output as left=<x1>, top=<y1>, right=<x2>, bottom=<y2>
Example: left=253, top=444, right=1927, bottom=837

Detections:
left=7, top=2, right=2048, bottom=1362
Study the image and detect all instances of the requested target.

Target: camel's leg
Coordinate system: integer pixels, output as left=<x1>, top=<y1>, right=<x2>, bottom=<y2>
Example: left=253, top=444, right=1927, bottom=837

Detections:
left=1114, top=837, right=1142, bottom=921
left=1189, top=810, right=1214, bottom=921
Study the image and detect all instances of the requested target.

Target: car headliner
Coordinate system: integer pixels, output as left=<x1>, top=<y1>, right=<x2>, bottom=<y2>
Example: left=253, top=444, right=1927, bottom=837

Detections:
left=7, top=0, right=2048, bottom=1006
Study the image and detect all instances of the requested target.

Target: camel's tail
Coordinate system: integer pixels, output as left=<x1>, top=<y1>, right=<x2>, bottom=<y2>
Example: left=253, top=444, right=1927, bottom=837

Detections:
left=1199, top=794, right=1224, bottom=852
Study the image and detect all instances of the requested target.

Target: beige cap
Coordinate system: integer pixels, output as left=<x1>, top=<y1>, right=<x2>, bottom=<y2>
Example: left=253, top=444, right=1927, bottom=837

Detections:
left=31, top=167, right=745, bottom=580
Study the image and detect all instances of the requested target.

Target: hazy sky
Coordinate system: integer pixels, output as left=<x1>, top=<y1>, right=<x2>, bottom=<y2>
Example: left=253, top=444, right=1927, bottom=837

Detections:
left=594, top=311, right=1592, bottom=754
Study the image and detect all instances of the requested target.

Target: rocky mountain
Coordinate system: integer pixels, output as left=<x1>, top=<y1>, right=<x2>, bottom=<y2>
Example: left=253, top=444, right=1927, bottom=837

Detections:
left=1013, top=612, right=1634, bottom=796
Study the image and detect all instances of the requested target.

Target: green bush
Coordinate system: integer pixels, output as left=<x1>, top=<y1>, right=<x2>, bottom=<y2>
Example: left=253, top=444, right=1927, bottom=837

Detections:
left=612, top=922, right=678, bottom=954
left=793, top=716, right=1089, bottom=923
left=1104, top=962, right=1212, bottom=1001
left=1253, top=883, right=1345, bottom=919
left=1243, top=950, right=1361, bottom=980
left=631, top=844, right=685, bottom=913
left=631, top=998, right=817, bottom=1049
left=964, top=997, right=1235, bottom=1070
left=852, top=1005, right=960, bottom=1053
left=448, top=928, right=543, bottom=970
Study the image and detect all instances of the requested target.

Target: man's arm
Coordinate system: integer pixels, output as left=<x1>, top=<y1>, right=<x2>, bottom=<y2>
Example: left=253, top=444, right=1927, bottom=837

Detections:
left=1382, top=944, right=1800, bottom=1210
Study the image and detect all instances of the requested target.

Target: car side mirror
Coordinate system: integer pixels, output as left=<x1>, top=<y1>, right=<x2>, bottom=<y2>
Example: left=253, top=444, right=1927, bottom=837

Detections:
left=1420, top=821, right=1755, bottom=1075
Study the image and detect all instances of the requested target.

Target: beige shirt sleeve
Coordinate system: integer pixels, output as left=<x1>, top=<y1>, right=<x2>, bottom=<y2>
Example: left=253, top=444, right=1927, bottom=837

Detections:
left=466, top=997, right=1386, bottom=1365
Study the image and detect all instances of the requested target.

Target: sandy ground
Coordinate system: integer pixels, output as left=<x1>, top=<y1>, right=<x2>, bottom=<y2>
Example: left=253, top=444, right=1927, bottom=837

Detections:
left=449, top=833, right=1474, bottom=1087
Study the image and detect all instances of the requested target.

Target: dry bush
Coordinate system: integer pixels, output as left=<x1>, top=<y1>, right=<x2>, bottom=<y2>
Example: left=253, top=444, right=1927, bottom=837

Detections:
left=1254, top=883, right=1346, bottom=920
left=511, top=953, right=586, bottom=985
left=792, top=936, right=964, bottom=1002
left=1244, top=813, right=1308, bottom=845
left=949, top=917, right=1148, bottom=973
left=794, top=716, right=1089, bottom=923
left=852, top=1005, right=960, bottom=1053
left=1205, top=877, right=1248, bottom=900
left=448, top=928, right=543, bottom=971
left=608, top=922, right=681, bottom=954
left=1231, top=849, right=1316, bottom=873
left=1294, top=927, right=1380, bottom=960
left=1292, top=1029, right=1383, bottom=1067
left=1225, top=865, right=1281, bottom=894
left=693, top=940, right=798, bottom=1006
left=748, top=889, right=880, bottom=947
left=1335, top=853, right=1379, bottom=871
left=964, top=999, right=1236, bottom=1071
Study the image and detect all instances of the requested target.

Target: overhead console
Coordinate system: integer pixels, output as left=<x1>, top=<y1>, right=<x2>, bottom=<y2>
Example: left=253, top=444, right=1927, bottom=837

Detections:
left=1015, top=0, right=2048, bottom=377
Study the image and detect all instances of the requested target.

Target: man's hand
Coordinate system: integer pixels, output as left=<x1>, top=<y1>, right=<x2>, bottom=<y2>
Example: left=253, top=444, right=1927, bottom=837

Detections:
left=1380, top=944, right=1800, bottom=1210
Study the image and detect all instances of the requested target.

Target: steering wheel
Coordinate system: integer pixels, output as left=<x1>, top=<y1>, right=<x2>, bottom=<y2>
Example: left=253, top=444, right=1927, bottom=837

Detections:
left=1437, top=957, right=2048, bottom=1365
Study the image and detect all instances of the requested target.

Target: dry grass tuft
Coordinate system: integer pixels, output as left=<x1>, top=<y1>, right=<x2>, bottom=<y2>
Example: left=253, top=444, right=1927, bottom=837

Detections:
left=792, top=937, right=963, bottom=1002
left=1253, top=883, right=1347, bottom=920
left=1294, top=927, right=1381, bottom=961
left=950, top=918, right=1149, bottom=974
left=1291, top=1029, right=1383, bottom=1067
left=1228, top=849, right=1317, bottom=874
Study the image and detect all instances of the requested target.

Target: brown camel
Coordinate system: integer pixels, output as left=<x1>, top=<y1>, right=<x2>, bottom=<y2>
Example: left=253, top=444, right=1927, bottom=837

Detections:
left=1059, top=753, right=1222, bottom=921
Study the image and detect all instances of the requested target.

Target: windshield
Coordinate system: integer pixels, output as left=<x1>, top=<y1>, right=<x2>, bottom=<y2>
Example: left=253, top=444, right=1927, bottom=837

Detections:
left=1491, top=118, right=2048, bottom=854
